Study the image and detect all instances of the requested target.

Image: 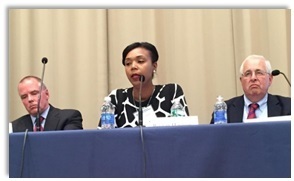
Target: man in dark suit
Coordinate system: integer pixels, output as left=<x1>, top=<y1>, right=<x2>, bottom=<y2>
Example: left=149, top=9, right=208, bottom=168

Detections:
left=12, top=75, right=83, bottom=132
left=211, top=55, right=291, bottom=123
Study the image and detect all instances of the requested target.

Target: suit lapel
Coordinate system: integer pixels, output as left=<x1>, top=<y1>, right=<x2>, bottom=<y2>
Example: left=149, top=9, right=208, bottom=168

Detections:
left=24, top=115, right=34, bottom=131
left=267, top=94, right=282, bottom=117
left=228, top=97, right=244, bottom=123
left=43, top=106, right=60, bottom=131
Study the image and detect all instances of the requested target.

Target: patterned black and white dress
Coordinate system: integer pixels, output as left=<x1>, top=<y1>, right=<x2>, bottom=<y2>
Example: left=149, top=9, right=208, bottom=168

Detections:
left=104, top=83, right=189, bottom=128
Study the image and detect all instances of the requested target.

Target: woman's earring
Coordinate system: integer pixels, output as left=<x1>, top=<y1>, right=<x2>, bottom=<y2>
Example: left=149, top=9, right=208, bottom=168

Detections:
left=153, top=70, right=156, bottom=73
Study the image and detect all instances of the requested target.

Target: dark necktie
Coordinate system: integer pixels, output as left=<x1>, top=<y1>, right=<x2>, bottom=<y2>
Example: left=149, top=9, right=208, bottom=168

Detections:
left=247, top=103, right=259, bottom=119
left=34, top=116, right=45, bottom=131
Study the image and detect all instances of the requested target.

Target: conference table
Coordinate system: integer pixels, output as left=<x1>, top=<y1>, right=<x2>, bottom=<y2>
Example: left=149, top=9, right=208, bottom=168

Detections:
left=9, top=121, right=290, bottom=178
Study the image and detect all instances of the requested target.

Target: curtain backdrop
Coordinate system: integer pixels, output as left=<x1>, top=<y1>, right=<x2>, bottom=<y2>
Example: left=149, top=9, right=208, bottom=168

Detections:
left=9, top=9, right=291, bottom=129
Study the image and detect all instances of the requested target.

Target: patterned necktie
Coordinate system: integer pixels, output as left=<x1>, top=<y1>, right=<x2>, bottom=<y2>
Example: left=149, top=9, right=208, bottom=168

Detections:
left=34, top=116, right=45, bottom=131
left=247, top=103, right=259, bottom=119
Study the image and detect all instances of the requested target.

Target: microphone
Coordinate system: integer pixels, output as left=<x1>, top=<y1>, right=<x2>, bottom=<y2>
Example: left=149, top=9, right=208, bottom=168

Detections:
left=138, top=75, right=145, bottom=126
left=35, top=57, right=48, bottom=131
left=271, top=69, right=291, bottom=87
left=42, top=57, right=48, bottom=64
left=137, top=75, right=147, bottom=176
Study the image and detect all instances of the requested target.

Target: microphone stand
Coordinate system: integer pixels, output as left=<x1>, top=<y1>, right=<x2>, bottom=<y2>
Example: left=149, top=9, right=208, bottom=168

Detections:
left=272, top=69, right=291, bottom=87
left=138, top=75, right=144, bottom=126
left=137, top=75, right=146, bottom=177
left=280, top=72, right=291, bottom=87
left=36, top=57, right=48, bottom=131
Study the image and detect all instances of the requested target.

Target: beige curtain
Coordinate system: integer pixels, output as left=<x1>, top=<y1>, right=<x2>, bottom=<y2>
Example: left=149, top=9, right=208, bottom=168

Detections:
left=9, top=9, right=291, bottom=129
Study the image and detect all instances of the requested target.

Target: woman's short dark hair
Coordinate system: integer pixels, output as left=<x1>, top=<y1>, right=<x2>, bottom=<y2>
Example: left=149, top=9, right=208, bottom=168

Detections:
left=122, top=42, right=159, bottom=65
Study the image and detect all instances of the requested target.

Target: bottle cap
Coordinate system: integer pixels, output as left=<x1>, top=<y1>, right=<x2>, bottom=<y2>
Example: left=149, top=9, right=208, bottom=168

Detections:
left=104, top=96, right=111, bottom=102
left=174, top=99, right=181, bottom=103
left=216, top=95, right=223, bottom=102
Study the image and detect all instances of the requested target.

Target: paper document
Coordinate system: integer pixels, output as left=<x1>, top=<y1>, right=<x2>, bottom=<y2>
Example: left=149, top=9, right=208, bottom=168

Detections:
left=144, top=116, right=198, bottom=127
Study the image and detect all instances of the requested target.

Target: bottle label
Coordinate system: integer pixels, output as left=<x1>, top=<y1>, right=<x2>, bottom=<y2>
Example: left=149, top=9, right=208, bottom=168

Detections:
left=171, top=109, right=185, bottom=117
left=214, top=110, right=227, bottom=123
left=101, top=113, right=115, bottom=128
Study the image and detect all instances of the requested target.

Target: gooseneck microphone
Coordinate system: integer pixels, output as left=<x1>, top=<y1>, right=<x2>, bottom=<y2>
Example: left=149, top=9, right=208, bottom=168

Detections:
left=137, top=75, right=147, bottom=177
left=42, top=57, right=48, bottom=64
left=35, top=57, right=48, bottom=131
left=271, top=69, right=291, bottom=87
left=138, top=75, right=145, bottom=126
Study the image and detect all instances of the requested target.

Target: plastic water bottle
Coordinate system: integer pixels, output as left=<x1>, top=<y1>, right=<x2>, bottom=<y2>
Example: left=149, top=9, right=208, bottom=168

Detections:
left=100, top=97, right=115, bottom=129
left=213, top=95, right=227, bottom=124
left=170, top=99, right=186, bottom=117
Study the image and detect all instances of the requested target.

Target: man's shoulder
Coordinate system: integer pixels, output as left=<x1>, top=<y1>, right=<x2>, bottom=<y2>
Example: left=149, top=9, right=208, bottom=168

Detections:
left=225, top=95, right=244, bottom=106
left=49, top=105, right=81, bottom=115
left=59, top=109, right=81, bottom=113
left=269, top=94, right=291, bottom=103
left=12, top=114, right=30, bottom=124
left=226, top=95, right=243, bottom=102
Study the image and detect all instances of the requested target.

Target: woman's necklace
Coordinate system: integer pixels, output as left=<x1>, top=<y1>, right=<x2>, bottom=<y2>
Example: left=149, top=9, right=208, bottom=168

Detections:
left=132, top=86, right=155, bottom=109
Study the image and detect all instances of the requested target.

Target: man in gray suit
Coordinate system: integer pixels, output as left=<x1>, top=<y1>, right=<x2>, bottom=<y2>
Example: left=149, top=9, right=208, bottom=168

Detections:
left=211, top=55, right=291, bottom=123
left=12, top=75, right=83, bottom=132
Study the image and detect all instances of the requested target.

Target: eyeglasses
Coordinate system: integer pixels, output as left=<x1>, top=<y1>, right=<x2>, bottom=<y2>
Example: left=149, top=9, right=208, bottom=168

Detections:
left=242, top=70, right=269, bottom=78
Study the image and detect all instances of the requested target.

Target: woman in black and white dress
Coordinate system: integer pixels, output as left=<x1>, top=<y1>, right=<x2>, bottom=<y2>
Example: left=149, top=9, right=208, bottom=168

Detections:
left=100, top=42, right=189, bottom=128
